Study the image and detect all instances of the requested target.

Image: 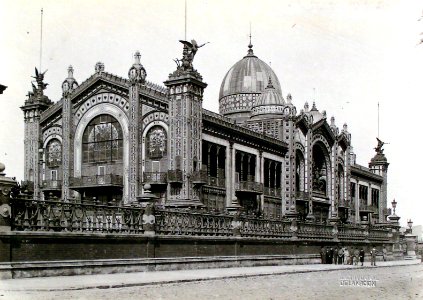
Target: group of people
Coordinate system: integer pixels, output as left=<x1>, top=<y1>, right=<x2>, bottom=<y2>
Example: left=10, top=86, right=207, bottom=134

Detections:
left=320, top=246, right=387, bottom=266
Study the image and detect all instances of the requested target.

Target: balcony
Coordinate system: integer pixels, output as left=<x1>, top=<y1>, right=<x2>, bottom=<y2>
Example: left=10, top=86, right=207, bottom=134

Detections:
left=69, top=174, right=123, bottom=189
left=143, top=172, right=167, bottom=185
left=167, top=170, right=183, bottom=184
left=192, top=170, right=208, bottom=185
left=359, top=204, right=378, bottom=214
left=207, top=176, right=226, bottom=188
left=264, top=187, right=282, bottom=197
left=295, top=191, right=310, bottom=201
left=235, top=181, right=263, bottom=194
left=41, top=180, right=62, bottom=191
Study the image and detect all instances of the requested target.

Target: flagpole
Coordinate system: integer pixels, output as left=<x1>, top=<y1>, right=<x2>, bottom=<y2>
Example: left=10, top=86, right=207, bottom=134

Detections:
left=40, top=8, right=43, bottom=71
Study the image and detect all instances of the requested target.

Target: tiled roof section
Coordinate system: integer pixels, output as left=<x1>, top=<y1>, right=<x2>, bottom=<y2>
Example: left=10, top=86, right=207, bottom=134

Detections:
left=351, top=164, right=383, bottom=183
left=219, top=54, right=282, bottom=99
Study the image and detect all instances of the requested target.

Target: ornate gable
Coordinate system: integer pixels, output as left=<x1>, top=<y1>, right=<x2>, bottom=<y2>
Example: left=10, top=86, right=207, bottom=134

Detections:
left=312, top=119, right=335, bottom=147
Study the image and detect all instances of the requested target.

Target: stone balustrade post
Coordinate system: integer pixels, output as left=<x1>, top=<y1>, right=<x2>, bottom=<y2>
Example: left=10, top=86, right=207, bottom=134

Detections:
left=142, top=203, right=156, bottom=237
left=290, top=219, right=298, bottom=240
left=231, top=213, right=242, bottom=237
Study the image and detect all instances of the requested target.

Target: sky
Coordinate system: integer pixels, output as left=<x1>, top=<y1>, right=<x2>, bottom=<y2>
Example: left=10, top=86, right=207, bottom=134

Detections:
left=0, top=0, right=422, bottom=228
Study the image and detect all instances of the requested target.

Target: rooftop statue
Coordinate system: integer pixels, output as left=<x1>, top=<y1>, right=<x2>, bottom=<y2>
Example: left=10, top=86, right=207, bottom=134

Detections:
left=32, top=68, right=48, bottom=95
left=375, top=137, right=385, bottom=154
left=178, top=40, right=208, bottom=70
left=170, top=40, right=209, bottom=80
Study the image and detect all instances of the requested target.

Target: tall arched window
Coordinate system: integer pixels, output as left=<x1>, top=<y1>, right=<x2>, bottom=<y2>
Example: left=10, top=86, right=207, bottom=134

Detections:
left=46, top=139, right=62, bottom=167
left=146, top=126, right=167, bottom=159
left=82, top=115, right=123, bottom=163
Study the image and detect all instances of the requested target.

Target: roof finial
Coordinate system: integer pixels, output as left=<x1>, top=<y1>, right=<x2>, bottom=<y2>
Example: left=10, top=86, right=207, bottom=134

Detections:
left=247, top=22, right=254, bottom=55
left=67, top=65, right=74, bottom=79
left=134, top=51, right=141, bottom=65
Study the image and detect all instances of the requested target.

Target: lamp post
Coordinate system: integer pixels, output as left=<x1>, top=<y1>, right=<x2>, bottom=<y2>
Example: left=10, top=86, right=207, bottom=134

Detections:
left=391, top=199, right=397, bottom=214
left=388, top=199, right=400, bottom=224
left=405, top=218, right=417, bottom=259
left=407, top=219, right=413, bottom=234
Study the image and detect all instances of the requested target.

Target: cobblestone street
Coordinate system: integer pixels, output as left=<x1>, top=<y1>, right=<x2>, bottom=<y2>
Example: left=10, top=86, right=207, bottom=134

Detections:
left=2, top=263, right=422, bottom=300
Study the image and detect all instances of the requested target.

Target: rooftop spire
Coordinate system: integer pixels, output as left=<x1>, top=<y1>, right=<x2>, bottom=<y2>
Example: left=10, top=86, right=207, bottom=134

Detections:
left=247, top=22, right=254, bottom=56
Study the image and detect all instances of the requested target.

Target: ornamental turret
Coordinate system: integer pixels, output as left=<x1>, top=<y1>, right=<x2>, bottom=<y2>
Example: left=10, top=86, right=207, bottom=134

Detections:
left=369, top=138, right=389, bottom=223
left=21, top=68, right=52, bottom=200
left=164, top=40, right=208, bottom=207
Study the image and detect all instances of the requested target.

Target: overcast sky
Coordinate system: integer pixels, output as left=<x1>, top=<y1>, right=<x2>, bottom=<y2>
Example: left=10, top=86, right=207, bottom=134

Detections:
left=1, top=0, right=422, bottom=227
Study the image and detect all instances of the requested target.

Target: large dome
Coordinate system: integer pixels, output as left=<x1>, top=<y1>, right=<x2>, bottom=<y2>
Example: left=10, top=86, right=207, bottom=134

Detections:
left=218, top=44, right=282, bottom=123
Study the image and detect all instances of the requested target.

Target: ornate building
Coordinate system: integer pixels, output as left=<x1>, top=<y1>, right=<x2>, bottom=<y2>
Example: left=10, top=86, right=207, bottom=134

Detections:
left=20, top=40, right=389, bottom=225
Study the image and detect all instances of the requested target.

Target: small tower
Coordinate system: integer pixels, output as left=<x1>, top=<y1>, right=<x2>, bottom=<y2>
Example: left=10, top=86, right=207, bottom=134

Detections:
left=21, top=68, right=52, bottom=200
left=61, top=66, right=79, bottom=201
left=164, top=40, right=207, bottom=207
left=369, top=138, right=389, bottom=223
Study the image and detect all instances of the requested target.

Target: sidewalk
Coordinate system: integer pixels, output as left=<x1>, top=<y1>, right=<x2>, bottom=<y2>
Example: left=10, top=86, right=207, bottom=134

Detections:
left=0, top=259, right=420, bottom=292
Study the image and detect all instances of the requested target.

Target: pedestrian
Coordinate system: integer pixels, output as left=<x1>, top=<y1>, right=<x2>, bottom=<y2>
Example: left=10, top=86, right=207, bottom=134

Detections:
left=338, top=247, right=344, bottom=265
left=320, top=246, right=326, bottom=264
left=333, top=247, right=338, bottom=265
left=382, top=246, right=387, bottom=262
left=359, top=248, right=365, bottom=266
left=354, top=247, right=360, bottom=265
left=326, top=247, right=331, bottom=264
left=344, top=247, right=350, bottom=265
left=370, top=246, right=377, bottom=266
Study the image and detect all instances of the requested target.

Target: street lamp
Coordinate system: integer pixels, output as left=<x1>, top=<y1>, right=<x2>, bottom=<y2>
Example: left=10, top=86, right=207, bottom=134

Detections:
left=407, top=219, right=413, bottom=234
left=391, top=199, right=397, bottom=215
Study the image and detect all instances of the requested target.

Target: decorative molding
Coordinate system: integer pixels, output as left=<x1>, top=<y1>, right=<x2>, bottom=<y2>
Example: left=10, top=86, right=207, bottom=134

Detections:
left=74, top=93, right=129, bottom=127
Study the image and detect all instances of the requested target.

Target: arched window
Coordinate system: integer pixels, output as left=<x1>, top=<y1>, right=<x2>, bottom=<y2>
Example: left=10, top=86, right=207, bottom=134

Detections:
left=82, top=115, right=123, bottom=163
left=146, top=126, right=167, bottom=159
left=46, top=139, right=62, bottom=167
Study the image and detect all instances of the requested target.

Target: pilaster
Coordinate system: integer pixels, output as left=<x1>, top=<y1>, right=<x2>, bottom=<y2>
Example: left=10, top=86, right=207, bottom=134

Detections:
left=305, top=128, right=314, bottom=220
left=61, top=66, right=78, bottom=201
left=127, top=52, right=146, bottom=204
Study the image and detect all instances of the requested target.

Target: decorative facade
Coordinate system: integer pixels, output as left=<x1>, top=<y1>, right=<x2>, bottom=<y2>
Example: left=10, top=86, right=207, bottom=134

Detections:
left=20, top=40, right=389, bottom=225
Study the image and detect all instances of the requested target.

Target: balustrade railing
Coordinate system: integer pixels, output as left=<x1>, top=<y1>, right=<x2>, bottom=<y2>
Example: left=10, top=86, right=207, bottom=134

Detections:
left=69, top=174, right=123, bottom=187
left=235, top=181, right=263, bottom=193
left=240, top=218, right=291, bottom=238
left=167, top=170, right=183, bottom=183
left=297, top=222, right=333, bottom=239
left=295, top=191, right=310, bottom=201
left=41, top=180, right=62, bottom=190
left=263, top=187, right=282, bottom=197
left=207, top=176, right=226, bottom=188
left=9, top=198, right=391, bottom=242
left=359, top=204, right=378, bottom=213
left=338, top=225, right=367, bottom=240
left=192, top=170, right=208, bottom=184
left=155, top=209, right=233, bottom=236
left=143, top=172, right=167, bottom=184
left=11, top=198, right=144, bottom=234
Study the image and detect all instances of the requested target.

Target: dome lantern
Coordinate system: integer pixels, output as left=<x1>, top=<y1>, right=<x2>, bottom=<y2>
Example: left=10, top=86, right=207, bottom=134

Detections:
left=251, top=75, right=285, bottom=120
